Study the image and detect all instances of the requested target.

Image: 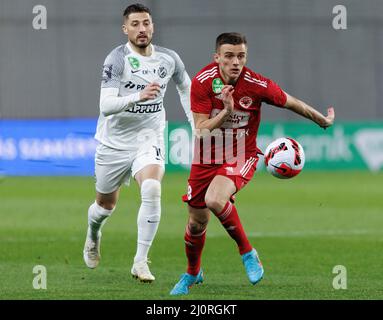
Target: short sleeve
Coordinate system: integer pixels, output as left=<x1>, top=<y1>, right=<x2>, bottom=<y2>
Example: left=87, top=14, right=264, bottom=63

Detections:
left=261, top=77, right=287, bottom=107
left=191, top=78, right=212, bottom=114
left=101, top=46, right=125, bottom=89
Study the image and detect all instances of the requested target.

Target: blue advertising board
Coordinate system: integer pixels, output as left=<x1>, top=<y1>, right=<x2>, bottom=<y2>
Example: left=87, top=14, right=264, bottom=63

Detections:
left=0, top=119, right=98, bottom=176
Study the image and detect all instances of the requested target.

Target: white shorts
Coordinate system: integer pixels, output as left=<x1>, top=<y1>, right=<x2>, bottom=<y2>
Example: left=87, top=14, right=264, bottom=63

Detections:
left=94, top=142, right=165, bottom=194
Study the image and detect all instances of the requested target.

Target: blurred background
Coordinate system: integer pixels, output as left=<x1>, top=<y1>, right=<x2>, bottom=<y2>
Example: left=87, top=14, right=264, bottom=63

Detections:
left=1, top=1, right=383, bottom=301
left=1, top=0, right=383, bottom=175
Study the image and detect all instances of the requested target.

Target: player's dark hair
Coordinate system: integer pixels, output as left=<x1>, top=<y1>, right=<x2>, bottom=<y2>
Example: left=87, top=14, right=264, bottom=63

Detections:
left=123, top=3, right=152, bottom=19
left=215, top=32, right=247, bottom=51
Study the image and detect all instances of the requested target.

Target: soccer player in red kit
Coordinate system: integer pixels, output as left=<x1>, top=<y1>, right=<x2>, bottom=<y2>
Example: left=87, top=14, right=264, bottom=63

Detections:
left=170, top=33, right=335, bottom=295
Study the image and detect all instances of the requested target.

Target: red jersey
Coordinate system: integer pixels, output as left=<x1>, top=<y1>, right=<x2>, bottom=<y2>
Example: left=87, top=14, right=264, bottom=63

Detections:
left=191, top=62, right=287, bottom=165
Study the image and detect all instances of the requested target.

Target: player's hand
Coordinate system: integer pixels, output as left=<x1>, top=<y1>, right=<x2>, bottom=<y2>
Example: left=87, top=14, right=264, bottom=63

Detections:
left=221, top=85, right=235, bottom=115
left=139, top=82, right=161, bottom=101
left=321, top=106, right=335, bottom=129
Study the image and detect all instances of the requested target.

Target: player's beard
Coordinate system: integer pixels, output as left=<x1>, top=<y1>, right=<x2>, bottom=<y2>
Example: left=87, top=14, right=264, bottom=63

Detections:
left=133, top=36, right=152, bottom=49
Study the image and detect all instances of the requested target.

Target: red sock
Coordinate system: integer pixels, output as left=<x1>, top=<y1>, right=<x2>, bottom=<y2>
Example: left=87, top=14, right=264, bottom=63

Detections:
left=184, top=224, right=206, bottom=276
left=216, top=202, right=252, bottom=255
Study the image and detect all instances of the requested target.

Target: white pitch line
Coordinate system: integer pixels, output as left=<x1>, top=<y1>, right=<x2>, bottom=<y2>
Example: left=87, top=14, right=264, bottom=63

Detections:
left=206, top=229, right=382, bottom=238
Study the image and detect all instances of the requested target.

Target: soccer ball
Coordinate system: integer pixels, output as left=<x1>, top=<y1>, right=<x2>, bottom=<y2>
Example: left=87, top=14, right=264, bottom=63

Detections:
left=264, top=137, right=305, bottom=179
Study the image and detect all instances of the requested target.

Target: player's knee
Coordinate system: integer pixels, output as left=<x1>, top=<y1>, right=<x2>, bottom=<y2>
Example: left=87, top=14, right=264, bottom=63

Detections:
left=188, top=220, right=207, bottom=235
left=96, top=199, right=116, bottom=211
left=205, top=195, right=226, bottom=213
left=141, top=179, right=161, bottom=201
left=188, top=212, right=209, bottom=233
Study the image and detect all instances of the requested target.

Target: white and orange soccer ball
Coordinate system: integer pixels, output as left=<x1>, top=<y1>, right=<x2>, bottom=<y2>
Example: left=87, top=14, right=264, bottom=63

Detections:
left=264, top=137, right=305, bottom=179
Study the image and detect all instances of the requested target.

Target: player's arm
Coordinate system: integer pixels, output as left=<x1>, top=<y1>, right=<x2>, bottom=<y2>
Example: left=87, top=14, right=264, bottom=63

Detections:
left=170, top=51, right=194, bottom=128
left=283, top=92, right=335, bottom=129
left=175, top=74, right=194, bottom=129
left=259, top=74, right=335, bottom=129
left=193, top=85, right=234, bottom=131
left=100, top=84, right=160, bottom=117
left=99, top=49, right=160, bottom=117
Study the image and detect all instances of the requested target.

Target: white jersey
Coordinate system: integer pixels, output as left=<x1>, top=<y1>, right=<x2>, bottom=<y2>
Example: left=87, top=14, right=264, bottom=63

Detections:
left=95, top=42, right=192, bottom=151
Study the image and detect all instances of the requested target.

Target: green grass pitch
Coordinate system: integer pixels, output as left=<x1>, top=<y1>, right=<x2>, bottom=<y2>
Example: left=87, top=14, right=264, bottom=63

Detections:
left=0, top=171, right=382, bottom=300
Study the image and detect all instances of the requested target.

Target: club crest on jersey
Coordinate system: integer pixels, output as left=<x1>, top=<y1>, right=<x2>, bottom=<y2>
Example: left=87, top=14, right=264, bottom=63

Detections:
left=212, top=78, right=224, bottom=94
left=239, top=96, right=253, bottom=109
left=128, top=57, right=140, bottom=70
left=158, top=66, right=167, bottom=78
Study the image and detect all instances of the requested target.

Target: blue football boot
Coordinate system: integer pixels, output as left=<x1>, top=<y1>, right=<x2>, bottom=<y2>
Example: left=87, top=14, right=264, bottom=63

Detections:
left=170, top=270, right=204, bottom=296
left=241, top=248, right=264, bottom=285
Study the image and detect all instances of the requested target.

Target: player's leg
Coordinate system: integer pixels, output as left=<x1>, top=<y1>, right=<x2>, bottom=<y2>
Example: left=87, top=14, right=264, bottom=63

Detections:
left=205, top=175, right=253, bottom=254
left=83, top=190, right=119, bottom=269
left=84, top=144, right=132, bottom=269
left=184, top=205, right=210, bottom=276
left=131, top=164, right=164, bottom=282
left=89, top=190, right=119, bottom=239
left=171, top=164, right=215, bottom=295
left=170, top=205, right=208, bottom=295
left=205, top=174, right=264, bottom=285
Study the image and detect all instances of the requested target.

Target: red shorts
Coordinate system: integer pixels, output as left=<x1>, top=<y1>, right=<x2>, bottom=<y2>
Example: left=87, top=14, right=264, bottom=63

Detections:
left=182, top=155, right=259, bottom=208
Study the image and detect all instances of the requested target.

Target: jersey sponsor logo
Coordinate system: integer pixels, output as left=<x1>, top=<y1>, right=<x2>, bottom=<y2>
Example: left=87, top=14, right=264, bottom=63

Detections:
left=101, top=64, right=113, bottom=82
left=125, top=102, right=163, bottom=114
left=239, top=96, right=253, bottom=109
left=211, top=108, right=250, bottom=128
left=158, top=66, right=168, bottom=78
left=124, top=81, right=135, bottom=89
left=212, top=78, right=224, bottom=94
left=128, top=57, right=140, bottom=70
left=124, top=83, right=166, bottom=90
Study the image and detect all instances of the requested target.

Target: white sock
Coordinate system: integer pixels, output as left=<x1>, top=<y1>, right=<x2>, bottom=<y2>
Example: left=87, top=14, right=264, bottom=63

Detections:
left=134, top=179, right=161, bottom=263
left=87, top=201, right=115, bottom=240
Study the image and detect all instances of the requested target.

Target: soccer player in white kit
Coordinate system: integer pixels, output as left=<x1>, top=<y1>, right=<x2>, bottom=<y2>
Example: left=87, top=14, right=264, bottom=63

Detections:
left=83, top=4, right=193, bottom=282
